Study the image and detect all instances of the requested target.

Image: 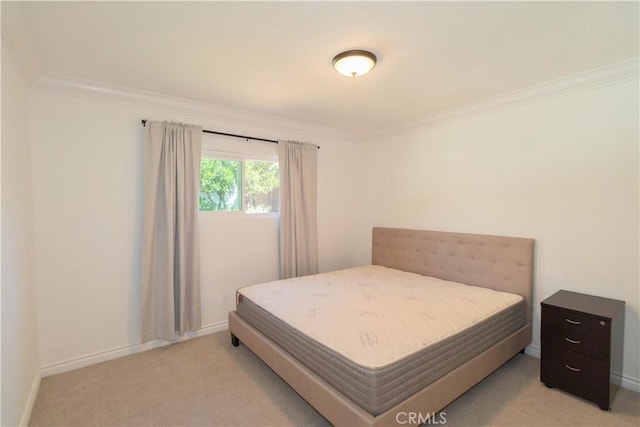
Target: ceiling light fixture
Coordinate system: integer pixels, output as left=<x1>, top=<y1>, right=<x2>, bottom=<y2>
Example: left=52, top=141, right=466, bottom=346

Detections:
left=332, top=50, right=377, bottom=78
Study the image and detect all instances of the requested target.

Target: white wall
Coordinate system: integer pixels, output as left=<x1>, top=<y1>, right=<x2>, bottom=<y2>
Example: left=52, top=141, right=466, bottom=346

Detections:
left=368, top=78, right=639, bottom=388
left=1, top=40, right=41, bottom=426
left=199, top=135, right=280, bottom=326
left=30, top=84, right=370, bottom=371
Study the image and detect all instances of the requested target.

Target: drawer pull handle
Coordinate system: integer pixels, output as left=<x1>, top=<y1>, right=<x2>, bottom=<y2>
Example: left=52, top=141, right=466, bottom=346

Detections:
left=565, top=318, right=581, bottom=325
left=565, top=337, right=581, bottom=344
left=565, top=364, right=581, bottom=372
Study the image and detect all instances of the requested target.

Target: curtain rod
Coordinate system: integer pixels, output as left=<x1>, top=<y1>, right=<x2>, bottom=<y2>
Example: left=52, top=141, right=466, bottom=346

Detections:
left=141, top=119, right=277, bottom=143
left=141, top=120, right=319, bottom=149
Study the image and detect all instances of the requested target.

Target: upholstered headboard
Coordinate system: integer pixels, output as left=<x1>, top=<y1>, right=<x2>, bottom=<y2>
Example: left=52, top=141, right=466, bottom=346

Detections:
left=372, top=228, right=535, bottom=324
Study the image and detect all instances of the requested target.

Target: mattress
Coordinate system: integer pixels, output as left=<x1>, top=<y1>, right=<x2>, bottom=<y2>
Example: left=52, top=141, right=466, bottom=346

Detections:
left=236, top=265, right=525, bottom=415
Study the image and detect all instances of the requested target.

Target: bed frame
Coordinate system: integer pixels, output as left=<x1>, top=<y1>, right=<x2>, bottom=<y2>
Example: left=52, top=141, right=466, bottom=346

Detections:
left=228, top=227, right=534, bottom=426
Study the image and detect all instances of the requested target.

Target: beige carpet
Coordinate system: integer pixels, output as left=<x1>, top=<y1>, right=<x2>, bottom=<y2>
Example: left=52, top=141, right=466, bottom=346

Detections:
left=30, top=332, right=639, bottom=426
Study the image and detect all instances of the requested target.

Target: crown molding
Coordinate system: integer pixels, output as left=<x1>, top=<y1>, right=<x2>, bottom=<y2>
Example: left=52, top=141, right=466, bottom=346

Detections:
left=30, top=73, right=351, bottom=142
left=364, top=58, right=640, bottom=141
left=28, top=58, right=639, bottom=142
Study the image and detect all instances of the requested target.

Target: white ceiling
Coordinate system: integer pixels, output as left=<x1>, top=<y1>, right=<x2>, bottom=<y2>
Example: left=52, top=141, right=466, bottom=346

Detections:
left=5, top=1, right=639, bottom=136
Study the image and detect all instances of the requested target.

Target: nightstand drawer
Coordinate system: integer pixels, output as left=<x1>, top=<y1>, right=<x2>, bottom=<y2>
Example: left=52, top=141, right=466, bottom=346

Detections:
left=541, top=344, right=609, bottom=403
left=541, top=323, right=610, bottom=360
left=542, top=305, right=610, bottom=340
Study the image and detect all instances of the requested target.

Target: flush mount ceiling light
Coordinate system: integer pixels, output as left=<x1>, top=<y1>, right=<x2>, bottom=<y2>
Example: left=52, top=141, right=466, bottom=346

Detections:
left=332, top=50, right=377, bottom=77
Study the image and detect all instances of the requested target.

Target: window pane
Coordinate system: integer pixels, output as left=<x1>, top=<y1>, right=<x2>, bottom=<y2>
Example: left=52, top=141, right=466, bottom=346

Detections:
left=199, top=158, right=242, bottom=211
left=245, top=160, right=279, bottom=213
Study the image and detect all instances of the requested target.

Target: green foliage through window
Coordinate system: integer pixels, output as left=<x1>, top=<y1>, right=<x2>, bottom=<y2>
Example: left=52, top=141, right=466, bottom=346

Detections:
left=199, top=157, right=279, bottom=213
left=199, top=158, right=241, bottom=211
left=246, top=160, right=279, bottom=213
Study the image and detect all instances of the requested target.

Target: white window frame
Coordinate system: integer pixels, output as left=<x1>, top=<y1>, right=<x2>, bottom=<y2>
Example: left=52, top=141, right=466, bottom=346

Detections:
left=200, top=148, right=279, bottom=217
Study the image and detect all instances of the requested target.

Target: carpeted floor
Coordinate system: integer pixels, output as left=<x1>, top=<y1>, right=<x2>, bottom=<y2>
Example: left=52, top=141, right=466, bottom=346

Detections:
left=30, top=331, right=640, bottom=426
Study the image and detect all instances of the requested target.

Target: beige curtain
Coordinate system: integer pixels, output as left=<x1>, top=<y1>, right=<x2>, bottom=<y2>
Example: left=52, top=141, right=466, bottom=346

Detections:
left=278, top=140, right=319, bottom=279
left=142, top=121, right=202, bottom=342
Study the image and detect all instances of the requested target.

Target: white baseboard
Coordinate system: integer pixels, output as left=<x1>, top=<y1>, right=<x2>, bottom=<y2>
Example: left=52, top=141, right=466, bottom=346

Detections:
left=525, top=343, right=541, bottom=358
left=41, top=321, right=228, bottom=377
left=19, top=370, right=42, bottom=426
left=619, top=374, right=640, bottom=393
left=524, top=343, right=639, bottom=393
left=39, top=324, right=640, bottom=395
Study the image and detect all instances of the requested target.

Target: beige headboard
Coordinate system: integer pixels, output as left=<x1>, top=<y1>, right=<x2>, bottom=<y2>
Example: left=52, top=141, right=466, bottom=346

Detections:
left=372, top=228, right=535, bottom=324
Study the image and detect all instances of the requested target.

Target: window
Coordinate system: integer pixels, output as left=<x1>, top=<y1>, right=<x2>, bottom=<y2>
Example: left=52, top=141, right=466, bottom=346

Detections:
left=245, top=160, right=280, bottom=213
left=199, top=156, right=279, bottom=214
left=199, top=158, right=242, bottom=211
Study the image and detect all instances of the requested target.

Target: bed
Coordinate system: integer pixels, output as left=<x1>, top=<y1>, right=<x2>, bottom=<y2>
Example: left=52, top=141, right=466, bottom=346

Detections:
left=228, top=227, right=534, bottom=426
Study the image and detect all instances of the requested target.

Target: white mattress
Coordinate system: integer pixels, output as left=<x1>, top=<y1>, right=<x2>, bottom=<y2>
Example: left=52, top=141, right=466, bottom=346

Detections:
left=237, top=265, right=524, bottom=370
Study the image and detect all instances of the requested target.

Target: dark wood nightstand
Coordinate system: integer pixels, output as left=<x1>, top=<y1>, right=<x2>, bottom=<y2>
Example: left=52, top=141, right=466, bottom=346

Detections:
left=540, top=290, right=625, bottom=410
